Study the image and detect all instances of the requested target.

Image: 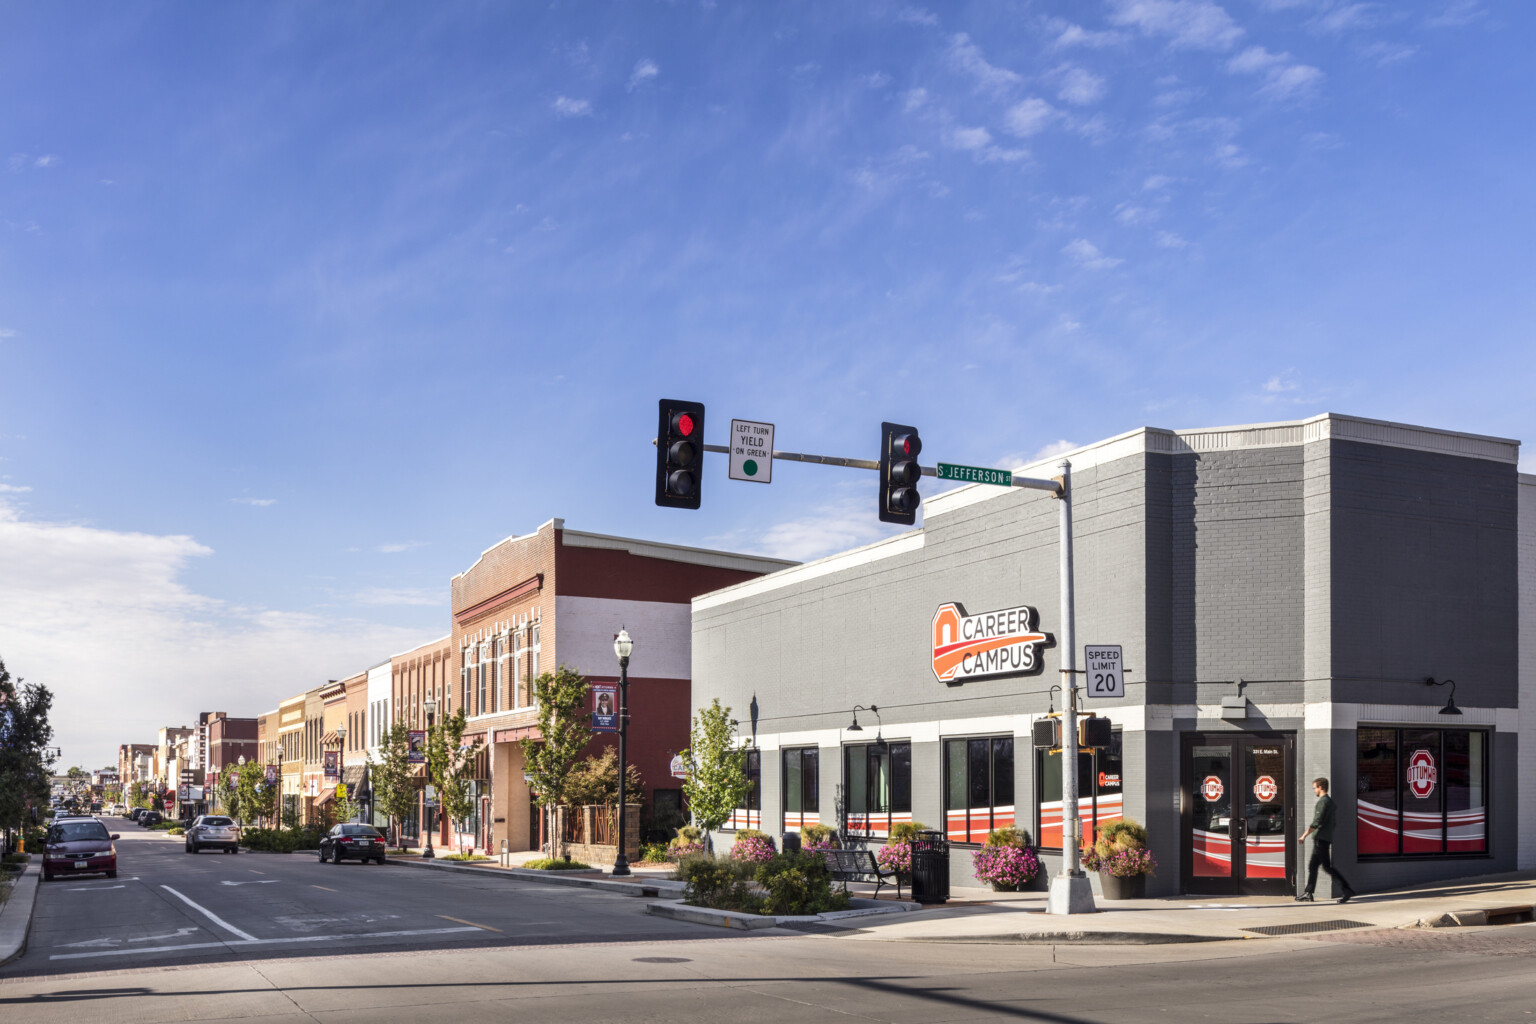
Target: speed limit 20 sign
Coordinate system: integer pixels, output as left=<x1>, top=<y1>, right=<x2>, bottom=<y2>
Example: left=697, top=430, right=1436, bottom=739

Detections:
left=1085, top=645, right=1124, bottom=699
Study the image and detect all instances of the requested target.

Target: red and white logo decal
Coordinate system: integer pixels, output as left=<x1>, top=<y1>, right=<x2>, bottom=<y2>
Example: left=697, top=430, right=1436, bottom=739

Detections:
left=1253, top=775, right=1278, bottom=802
left=1200, top=775, right=1225, bottom=802
left=1407, top=749, right=1437, bottom=799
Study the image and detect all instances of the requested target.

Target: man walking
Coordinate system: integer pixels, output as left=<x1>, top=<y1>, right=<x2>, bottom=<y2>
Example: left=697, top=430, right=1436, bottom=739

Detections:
left=1297, top=777, right=1355, bottom=903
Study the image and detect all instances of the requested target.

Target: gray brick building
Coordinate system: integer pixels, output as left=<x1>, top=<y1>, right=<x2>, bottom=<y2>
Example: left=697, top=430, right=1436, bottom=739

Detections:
left=691, top=413, right=1532, bottom=897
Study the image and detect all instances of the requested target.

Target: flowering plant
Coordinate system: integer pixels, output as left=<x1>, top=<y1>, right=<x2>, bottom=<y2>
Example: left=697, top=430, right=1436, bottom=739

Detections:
left=800, top=823, right=839, bottom=853
left=1082, top=845, right=1157, bottom=878
left=668, top=842, right=704, bottom=859
left=876, top=840, right=912, bottom=875
left=729, top=829, right=776, bottom=863
left=972, top=843, right=1040, bottom=889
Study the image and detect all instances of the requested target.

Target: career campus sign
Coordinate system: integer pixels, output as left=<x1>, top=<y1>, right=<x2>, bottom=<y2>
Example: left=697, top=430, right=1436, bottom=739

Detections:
left=932, top=602, right=1052, bottom=685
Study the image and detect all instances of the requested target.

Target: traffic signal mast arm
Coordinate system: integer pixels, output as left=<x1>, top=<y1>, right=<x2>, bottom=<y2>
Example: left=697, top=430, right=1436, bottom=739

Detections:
left=661, top=439, right=1064, bottom=494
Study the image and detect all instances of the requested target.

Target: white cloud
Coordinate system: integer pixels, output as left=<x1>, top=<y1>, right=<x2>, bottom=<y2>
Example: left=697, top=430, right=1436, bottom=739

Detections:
left=859, top=71, right=892, bottom=89
left=552, top=96, right=592, bottom=118
left=710, top=494, right=911, bottom=563
left=1226, top=45, right=1324, bottom=100
left=993, top=440, right=1080, bottom=472
left=1425, top=1, right=1484, bottom=28
left=897, top=6, right=939, bottom=26
left=947, top=33, right=1023, bottom=92
left=1004, top=98, right=1057, bottom=136
left=949, top=126, right=993, bottom=150
left=947, top=126, right=1027, bottom=163
left=1056, top=66, right=1107, bottom=105
left=0, top=500, right=431, bottom=769
left=34, top=155, right=58, bottom=168
left=1215, top=142, right=1249, bottom=167
left=1108, top=0, right=1244, bottom=50
left=0, top=484, right=32, bottom=493
left=627, top=59, right=659, bottom=90
left=1155, top=230, right=1189, bottom=248
left=1143, top=174, right=1175, bottom=190
left=1063, top=238, right=1123, bottom=269
left=1308, top=3, right=1380, bottom=33
left=1360, top=41, right=1417, bottom=65
left=228, top=497, right=276, bottom=507
left=902, top=88, right=929, bottom=113
left=1263, top=375, right=1297, bottom=394
left=0, top=328, right=15, bottom=339
left=1116, top=203, right=1153, bottom=225
left=374, top=541, right=426, bottom=554
left=353, top=587, right=444, bottom=608
left=1048, top=19, right=1129, bottom=48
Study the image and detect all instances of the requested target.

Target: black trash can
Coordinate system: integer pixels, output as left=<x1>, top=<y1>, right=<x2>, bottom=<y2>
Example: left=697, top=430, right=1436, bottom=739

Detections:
left=909, top=830, right=950, bottom=904
left=781, top=831, right=801, bottom=854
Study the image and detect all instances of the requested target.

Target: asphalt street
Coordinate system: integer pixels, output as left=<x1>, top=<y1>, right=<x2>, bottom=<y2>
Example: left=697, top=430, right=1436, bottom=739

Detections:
left=7, top=820, right=1536, bottom=1021
left=6, top=816, right=729, bottom=976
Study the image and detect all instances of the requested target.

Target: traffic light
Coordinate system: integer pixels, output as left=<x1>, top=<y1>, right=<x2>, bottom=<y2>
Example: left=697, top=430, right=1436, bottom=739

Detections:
left=1079, top=715, right=1113, bottom=750
left=655, top=399, right=706, bottom=509
left=879, top=422, right=923, bottom=524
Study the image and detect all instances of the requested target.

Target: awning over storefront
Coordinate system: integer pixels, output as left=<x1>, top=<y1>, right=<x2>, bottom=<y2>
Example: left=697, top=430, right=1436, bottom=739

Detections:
left=315, top=787, right=336, bottom=807
left=494, top=726, right=541, bottom=744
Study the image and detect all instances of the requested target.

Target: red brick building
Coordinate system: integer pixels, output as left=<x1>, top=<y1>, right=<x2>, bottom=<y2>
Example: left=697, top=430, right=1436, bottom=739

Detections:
left=446, top=518, right=794, bottom=856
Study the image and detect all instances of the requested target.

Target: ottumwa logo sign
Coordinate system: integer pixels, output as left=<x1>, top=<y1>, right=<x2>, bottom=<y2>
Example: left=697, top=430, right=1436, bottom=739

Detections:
left=1407, top=749, right=1437, bottom=799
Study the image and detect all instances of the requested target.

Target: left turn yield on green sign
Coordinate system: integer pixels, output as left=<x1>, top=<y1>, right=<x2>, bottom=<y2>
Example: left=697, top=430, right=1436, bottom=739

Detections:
left=729, top=419, right=774, bottom=483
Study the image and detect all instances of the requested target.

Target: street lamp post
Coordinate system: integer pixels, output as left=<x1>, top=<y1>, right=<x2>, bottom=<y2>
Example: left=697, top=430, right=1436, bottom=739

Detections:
left=422, top=696, right=438, bottom=860
left=273, top=743, right=284, bottom=828
left=611, top=627, right=634, bottom=876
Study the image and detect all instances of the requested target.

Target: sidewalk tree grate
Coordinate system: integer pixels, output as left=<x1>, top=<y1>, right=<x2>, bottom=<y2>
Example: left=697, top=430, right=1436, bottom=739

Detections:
left=633, top=957, right=692, bottom=963
left=1243, top=919, right=1374, bottom=936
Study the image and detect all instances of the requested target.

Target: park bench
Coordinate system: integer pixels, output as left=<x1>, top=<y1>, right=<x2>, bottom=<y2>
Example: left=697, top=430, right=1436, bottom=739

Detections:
left=825, top=848, right=902, bottom=899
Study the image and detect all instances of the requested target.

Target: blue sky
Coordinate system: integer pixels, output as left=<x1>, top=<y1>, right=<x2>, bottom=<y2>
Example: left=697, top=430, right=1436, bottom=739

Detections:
left=1, top=1, right=1530, bottom=769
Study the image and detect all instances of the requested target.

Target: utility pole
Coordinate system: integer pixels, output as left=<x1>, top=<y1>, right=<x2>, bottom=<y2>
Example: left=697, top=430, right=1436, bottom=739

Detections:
left=1047, top=459, right=1095, bottom=915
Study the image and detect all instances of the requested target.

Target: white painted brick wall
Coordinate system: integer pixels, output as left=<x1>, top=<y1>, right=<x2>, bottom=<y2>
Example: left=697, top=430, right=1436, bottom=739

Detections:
left=555, top=596, right=692, bottom=680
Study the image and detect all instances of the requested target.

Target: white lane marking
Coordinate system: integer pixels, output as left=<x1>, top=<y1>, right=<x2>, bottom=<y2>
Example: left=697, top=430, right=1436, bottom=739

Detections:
left=160, top=885, right=259, bottom=942
left=60, top=878, right=138, bottom=886
left=219, top=879, right=279, bottom=886
left=48, top=926, right=482, bottom=961
left=54, top=927, right=200, bottom=949
left=66, top=884, right=126, bottom=891
left=134, top=927, right=202, bottom=942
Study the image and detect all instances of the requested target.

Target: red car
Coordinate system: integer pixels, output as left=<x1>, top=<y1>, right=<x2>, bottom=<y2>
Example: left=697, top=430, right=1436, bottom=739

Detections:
left=42, top=818, right=119, bottom=881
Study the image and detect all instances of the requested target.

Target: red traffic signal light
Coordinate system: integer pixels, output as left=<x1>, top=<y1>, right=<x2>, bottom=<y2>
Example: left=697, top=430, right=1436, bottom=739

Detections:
left=879, top=422, right=922, bottom=525
left=656, top=400, right=706, bottom=509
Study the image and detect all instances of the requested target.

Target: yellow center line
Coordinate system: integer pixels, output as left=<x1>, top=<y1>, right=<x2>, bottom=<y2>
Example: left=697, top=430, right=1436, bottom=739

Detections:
left=438, top=915, right=501, bottom=932
left=312, top=884, right=339, bottom=892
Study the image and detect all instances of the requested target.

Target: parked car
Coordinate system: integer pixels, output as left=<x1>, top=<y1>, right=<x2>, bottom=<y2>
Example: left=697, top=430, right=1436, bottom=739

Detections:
left=185, top=815, right=241, bottom=854
left=42, top=819, right=119, bottom=881
left=317, top=824, right=388, bottom=864
left=127, top=808, right=145, bottom=821
left=139, top=810, right=164, bottom=827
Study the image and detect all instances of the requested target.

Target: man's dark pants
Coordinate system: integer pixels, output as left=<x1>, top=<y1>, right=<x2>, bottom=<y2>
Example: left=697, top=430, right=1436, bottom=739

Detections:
left=1306, top=839, right=1352, bottom=895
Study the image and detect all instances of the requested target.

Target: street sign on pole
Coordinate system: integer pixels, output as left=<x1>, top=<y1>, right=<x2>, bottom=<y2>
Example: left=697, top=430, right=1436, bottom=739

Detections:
left=1085, top=645, right=1124, bottom=699
left=937, top=463, right=1012, bottom=487
left=728, top=419, right=774, bottom=483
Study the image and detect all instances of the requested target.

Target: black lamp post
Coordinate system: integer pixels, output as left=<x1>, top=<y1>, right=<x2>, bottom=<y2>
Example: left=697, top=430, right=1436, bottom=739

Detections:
left=611, top=627, right=635, bottom=876
left=422, top=696, right=438, bottom=859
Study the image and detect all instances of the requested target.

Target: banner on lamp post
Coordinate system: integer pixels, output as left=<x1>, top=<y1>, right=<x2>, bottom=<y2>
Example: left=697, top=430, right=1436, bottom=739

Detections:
left=591, top=683, right=619, bottom=732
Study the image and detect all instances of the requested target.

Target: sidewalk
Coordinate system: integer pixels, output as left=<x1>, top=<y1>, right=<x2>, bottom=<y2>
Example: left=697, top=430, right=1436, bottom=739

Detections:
left=0, top=858, right=39, bottom=966
left=811, top=872, right=1536, bottom=944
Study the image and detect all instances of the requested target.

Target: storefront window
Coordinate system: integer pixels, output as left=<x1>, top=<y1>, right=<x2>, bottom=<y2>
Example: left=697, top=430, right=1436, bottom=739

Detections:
left=944, top=736, right=1014, bottom=844
left=845, top=742, right=911, bottom=837
left=1035, top=730, right=1123, bottom=850
left=1356, top=727, right=1487, bottom=857
left=782, top=748, right=819, bottom=829
left=728, top=749, right=760, bottom=830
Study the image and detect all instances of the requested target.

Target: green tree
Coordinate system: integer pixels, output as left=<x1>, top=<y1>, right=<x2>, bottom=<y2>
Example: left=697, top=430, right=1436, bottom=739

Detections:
left=565, top=747, right=644, bottom=807
left=520, top=665, right=591, bottom=858
left=230, top=759, right=273, bottom=826
left=127, top=781, right=148, bottom=809
left=680, top=699, right=749, bottom=853
left=426, top=708, right=484, bottom=854
left=0, top=656, right=54, bottom=846
left=332, top=782, right=360, bottom=825
left=369, top=721, right=418, bottom=850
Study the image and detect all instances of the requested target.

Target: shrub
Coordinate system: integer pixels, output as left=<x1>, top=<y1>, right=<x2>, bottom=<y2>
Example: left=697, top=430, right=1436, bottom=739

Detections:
left=442, top=852, right=489, bottom=861
left=888, top=821, right=928, bottom=843
left=667, top=825, right=705, bottom=859
left=639, top=842, right=670, bottom=864
left=755, top=851, right=851, bottom=916
left=2, top=853, right=27, bottom=866
left=678, top=855, right=758, bottom=911
left=800, top=823, right=839, bottom=852
left=1080, top=817, right=1156, bottom=877
left=521, top=857, right=593, bottom=871
left=972, top=844, right=1040, bottom=889
left=984, top=826, right=1027, bottom=848
left=241, top=828, right=300, bottom=852
left=150, top=821, right=180, bottom=831
left=167, top=827, right=185, bottom=836
left=729, top=829, right=775, bottom=863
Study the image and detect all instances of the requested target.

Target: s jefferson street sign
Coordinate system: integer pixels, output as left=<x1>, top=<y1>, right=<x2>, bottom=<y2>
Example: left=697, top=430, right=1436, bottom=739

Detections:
left=937, top=462, right=1012, bottom=487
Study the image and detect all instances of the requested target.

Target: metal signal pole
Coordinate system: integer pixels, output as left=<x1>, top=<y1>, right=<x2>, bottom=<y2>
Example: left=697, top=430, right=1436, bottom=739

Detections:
left=1048, top=459, right=1095, bottom=915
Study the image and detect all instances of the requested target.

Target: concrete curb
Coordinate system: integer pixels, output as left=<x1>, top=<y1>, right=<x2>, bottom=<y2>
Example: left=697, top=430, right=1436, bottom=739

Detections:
left=892, top=930, right=1243, bottom=945
left=389, top=855, right=688, bottom=897
left=1416, top=904, right=1535, bottom=929
left=0, top=860, right=40, bottom=967
left=645, top=897, right=918, bottom=931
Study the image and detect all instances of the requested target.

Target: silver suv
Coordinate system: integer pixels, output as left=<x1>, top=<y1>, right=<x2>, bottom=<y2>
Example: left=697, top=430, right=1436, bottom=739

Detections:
left=185, top=815, right=242, bottom=854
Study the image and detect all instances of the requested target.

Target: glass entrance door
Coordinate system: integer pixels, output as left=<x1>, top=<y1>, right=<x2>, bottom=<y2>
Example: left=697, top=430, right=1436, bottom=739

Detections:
left=1181, top=732, right=1295, bottom=895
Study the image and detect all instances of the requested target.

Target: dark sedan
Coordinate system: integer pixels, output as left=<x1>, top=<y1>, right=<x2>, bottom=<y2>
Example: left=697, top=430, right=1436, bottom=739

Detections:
left=42, top=819, right=119, bottom=881
left=139, top=810, right=164, bottom=827
left=317, top=824, right=388, bottom=864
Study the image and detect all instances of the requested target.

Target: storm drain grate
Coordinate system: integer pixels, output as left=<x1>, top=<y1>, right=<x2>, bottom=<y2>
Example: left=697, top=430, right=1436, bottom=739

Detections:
left=1243, top=919, right=1374, bottom=936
